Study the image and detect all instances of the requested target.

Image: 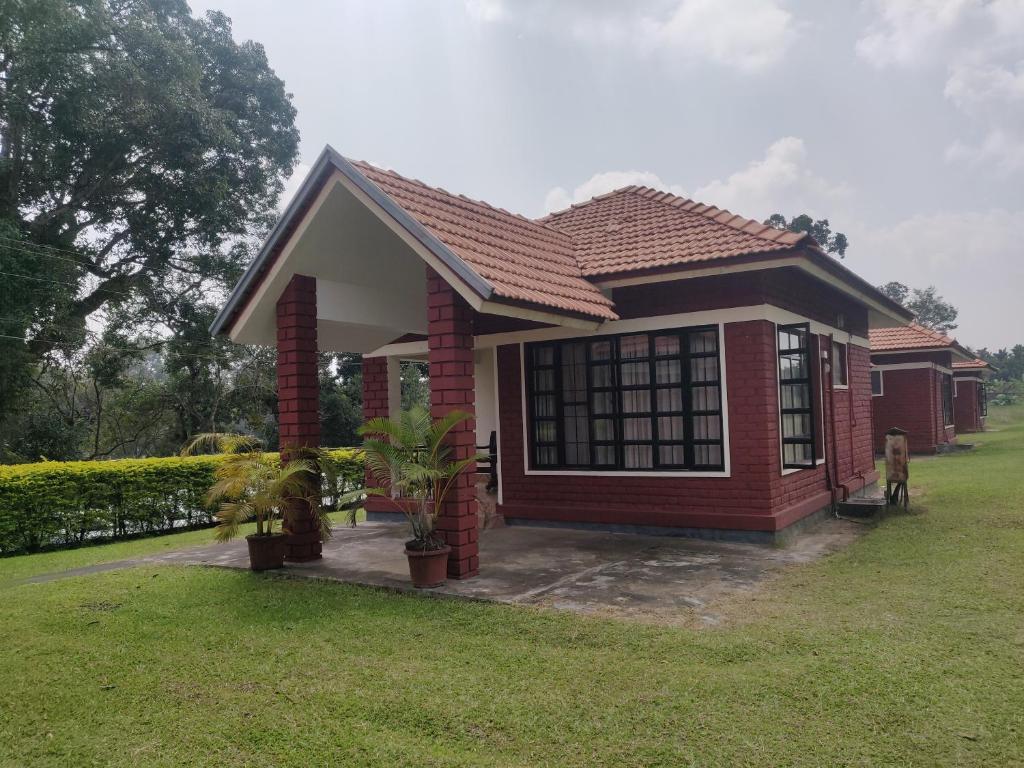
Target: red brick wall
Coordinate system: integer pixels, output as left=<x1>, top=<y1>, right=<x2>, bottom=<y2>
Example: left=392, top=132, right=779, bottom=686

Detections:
left=361, top=357, right=390, bottom=421
left=871, top=367, right=954, bottom=453
left=426, top=268, right=479, bottom=579
left=954, top=377, right=984, bottom=433
left=495, top=319, right=877, bottom=533
left=276, top=273, right=322, bottom=561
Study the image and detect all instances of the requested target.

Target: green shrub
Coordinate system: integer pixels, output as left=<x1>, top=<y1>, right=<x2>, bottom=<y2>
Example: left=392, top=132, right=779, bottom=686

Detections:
left=0, top=449, right=363, bottom=554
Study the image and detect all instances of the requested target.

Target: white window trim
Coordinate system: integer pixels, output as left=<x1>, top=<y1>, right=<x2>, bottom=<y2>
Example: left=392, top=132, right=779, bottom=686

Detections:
left=365, top=303, right=870, bottom=358
left=776, top=320, right=828, bottom=476
left=518, top=324, right=732, bottom=478
left=831, top=340, right=850, bottom=390
left=870, top=369, right=884, bottom=397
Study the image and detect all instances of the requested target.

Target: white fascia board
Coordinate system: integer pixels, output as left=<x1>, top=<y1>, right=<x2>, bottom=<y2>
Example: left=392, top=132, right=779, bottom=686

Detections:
left=872, top=361, right=953, bottom=375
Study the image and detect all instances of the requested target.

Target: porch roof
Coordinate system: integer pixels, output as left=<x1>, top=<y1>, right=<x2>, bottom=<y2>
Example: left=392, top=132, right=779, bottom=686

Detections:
left=211, top=145, right=912, bottom=344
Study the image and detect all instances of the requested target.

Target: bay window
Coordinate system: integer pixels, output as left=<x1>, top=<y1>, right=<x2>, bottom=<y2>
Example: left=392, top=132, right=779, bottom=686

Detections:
left=525, top=326, right=725, bottom=472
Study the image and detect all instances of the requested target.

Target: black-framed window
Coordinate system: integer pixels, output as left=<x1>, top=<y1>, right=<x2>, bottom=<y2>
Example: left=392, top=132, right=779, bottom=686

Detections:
left=832, top=341, right=848, bottom=386
left=979, top=382, right=988, bottom=417
left=778, top=323, right=816, bottom=469
left=870, top=369, right=883, bottom=396
left=941, top=373, right=954, bottom=426
left=525, top=326, right=725, bottom=472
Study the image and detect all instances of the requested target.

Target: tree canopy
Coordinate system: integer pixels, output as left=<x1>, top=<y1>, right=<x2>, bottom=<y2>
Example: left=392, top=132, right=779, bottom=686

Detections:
left=0, top=0, right=299, bottom=355
left=764, top=213, right=848, bottom=258
left=878, top=282, right=959, bottom=333
left=0, top=0, right=304, bottom=461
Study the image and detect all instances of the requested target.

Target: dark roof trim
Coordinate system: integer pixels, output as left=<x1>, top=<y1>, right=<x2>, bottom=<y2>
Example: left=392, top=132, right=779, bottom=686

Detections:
left=210, top=145, right=495, bottom=337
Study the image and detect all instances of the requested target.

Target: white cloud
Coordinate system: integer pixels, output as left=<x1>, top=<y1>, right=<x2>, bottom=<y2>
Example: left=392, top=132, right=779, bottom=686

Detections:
left=945, top=129, right=1024, bottom=173
left=545, top=138, right=850, bottom=221
left=642, top=0, right=800, bottom=73
left=279, top=162, right=311, bottom=212
left=849, top=208, right=1024, bottom=348
left=543, top=170, right=686, bottom=214
left=463, top=0, right=505, bottom=23
left=693, top=137, right=850, bottom=221
left=944, top=60, right=1024, bottom=112
left=857, top=0, right=1024, bottom=172
left=855, top=0, right=978, bottom=68
left=464, top=0, right=800, bottom=74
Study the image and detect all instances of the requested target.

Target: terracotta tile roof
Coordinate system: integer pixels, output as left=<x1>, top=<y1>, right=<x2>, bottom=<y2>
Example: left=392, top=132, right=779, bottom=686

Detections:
left=953, top=358, right=993, bottom=370
left=869, top=322, right=958, bottom=351
left=540, top=186, right=809, bottom=277
left=351, top=161, right=617, bottom=320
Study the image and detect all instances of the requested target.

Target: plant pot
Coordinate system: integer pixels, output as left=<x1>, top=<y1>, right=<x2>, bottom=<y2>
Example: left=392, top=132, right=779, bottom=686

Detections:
left=246, top=532, right=288, bottom=571
left=404, top=544, right=451, bottom=588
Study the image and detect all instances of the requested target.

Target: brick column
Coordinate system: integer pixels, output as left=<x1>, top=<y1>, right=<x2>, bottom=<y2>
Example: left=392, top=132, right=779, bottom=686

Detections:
left=426, top=267, right=479, bottom=579
left=361, top=356, right=390, bottom=516
left=276, top=274, right=322, bottom=562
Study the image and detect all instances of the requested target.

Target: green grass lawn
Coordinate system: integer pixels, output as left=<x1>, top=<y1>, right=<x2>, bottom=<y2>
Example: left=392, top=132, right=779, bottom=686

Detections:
left=1, top=409, right=1023, bottom=767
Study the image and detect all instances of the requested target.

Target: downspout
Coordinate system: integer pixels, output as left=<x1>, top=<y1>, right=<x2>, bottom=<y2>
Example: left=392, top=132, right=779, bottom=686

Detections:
left=820, top=344, right=837, bottom=515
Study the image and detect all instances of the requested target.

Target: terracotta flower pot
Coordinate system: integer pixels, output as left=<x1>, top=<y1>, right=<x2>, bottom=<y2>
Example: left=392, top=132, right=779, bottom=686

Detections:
left=246, top=532, right=288, bottom=571
left=404, top=544, right=451, bottom=588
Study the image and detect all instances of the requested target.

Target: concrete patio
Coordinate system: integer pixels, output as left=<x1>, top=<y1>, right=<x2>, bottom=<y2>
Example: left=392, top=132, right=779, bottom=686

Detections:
left=146, top=518, right=862, bottom=624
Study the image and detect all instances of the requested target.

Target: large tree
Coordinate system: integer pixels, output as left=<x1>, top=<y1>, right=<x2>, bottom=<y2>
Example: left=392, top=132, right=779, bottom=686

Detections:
left=878, top=282, right=959, bottom=333
left=764, top=213, right=848, bottom=258
left=0, top=0, right=299, bottom=357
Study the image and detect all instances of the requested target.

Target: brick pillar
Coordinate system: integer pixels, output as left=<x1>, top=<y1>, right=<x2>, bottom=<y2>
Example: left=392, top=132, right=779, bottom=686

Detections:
left=361, top=356, right=390, bottom=515
left=427, top=267, right=479, bottom=579
left=276, top=274, right=322, bottom=562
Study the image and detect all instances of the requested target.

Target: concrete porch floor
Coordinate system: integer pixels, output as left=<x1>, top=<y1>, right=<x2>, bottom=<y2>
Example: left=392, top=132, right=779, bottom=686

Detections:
left=149, top=518, right=863, bottom=625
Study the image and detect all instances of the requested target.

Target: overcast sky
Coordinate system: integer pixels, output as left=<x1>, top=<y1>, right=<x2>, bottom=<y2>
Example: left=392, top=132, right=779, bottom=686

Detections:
left=190, top=0, right=1024, bottom=349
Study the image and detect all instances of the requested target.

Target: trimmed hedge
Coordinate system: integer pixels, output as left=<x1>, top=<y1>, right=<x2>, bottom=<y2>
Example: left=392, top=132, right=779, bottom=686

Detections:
left=0, top=449, right=364, bottom=554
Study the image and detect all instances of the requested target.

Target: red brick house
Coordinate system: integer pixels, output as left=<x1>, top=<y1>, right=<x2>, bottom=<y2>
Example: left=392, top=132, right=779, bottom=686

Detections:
left=211, top=146, right=913, bottom=578
left=952, top=359, right=994, bottom=434
left=869, top=323, right=975, bottom=453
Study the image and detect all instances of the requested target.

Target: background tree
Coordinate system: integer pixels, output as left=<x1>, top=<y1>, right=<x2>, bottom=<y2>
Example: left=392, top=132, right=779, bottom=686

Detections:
left=764, top=213, right=848, bottom=258
left=0, top=0, right=303, bottom=462
left=0, top=0, right=298, bottom=355
left=877, top=281, right=959, bottom=333
left=977, top=346, right=1024, bottom=383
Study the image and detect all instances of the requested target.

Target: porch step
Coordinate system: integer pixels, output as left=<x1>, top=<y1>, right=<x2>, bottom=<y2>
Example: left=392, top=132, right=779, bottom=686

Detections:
left=836, top=497, right=887, bottom=519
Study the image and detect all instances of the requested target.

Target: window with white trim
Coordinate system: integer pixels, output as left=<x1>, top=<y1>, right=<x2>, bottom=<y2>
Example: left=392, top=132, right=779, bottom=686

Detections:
left=870, top=369, right=883, bottom=396
left=941, top=373, right=954, bottom=426
left=525, top=326, right=725, bottom=471
left=778, top=323, right=816, bottom=469
left=979, top=382, right=988, bottom=417
left=832, top=341, right=848, bottom=387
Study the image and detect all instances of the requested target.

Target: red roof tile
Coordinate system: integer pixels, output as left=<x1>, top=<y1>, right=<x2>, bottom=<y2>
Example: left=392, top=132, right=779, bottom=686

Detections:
left=869, top=323, right=958, bottom=351
left=351, top=161, right=617, bottom=320
left=540, top=186, right=808, bottom=277
left=953, top=358, right=993, bottom=370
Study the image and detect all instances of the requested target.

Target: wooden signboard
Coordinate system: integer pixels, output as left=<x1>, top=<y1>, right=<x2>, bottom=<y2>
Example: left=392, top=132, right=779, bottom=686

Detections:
left=885, top=428, right=909, bottom=508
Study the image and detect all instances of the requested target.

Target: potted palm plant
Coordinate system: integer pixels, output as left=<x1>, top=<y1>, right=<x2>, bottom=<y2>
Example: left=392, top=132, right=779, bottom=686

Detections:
left=343, top=406, right=481, bottom=588
left=182, top=434, right=335, bottom=571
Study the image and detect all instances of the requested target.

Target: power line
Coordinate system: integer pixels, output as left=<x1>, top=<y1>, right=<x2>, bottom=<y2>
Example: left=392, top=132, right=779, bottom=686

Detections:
left=0, top=237, right=99, bottom=268
left=0, top=269, right=137, bottom=299
left=0, top=233, right=103, bottom=261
